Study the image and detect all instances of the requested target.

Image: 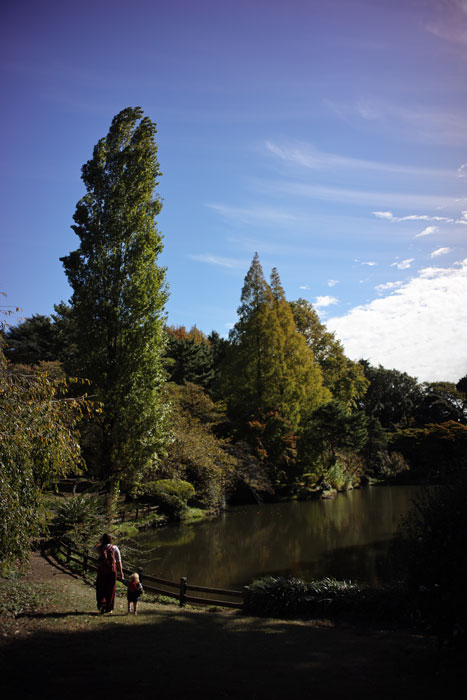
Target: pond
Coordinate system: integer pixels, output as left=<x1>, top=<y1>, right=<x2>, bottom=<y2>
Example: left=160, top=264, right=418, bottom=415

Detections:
left=133, top=485, right=423, bottom=590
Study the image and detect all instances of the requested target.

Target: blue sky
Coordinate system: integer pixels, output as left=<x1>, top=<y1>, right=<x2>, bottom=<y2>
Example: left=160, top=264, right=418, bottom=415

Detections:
left=1, top=0, right=466, bottom=382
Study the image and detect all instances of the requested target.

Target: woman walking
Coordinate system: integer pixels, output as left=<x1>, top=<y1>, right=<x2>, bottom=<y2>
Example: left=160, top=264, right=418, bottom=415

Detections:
left=95, top=533, right=124, bottom=614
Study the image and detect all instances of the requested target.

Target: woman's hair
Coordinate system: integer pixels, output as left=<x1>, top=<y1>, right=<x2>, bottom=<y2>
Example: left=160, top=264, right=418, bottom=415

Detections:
left=130, top=572, right=139, bottom=583
left=101, top=533, right=112, bottom=546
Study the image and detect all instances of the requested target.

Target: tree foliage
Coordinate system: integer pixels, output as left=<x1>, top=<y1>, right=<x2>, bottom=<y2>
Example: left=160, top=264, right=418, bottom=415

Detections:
left=0, top=352, right=85, bottom=569
left=2, top=314, right=58, bottom=365
left=223, top=255, right=329, bottom=432
left=358, top=361, right=423, bottom=430
left=414, top=382, right=466, bottom=426
left=144, top=478, right=195, bottom=520
left=299, top=400, right=368, bottom=475
left=51, top=494, right=106, bottom=551
left=456, top=374, right=467, bottom=396
left=219, top=255, right=330, bottom=481
left=165, top=326, right=215, bottom=388
left=290, top=298, right=368, bottom=406
left=390, top=421, right=467, bottom=481
left=1, top=304, right=80, bottom=374
left=60, top=107, right=170, bottom=492
left=397, top=485, right=467, bottom=637
left=155, top=383, right=237, bottom=508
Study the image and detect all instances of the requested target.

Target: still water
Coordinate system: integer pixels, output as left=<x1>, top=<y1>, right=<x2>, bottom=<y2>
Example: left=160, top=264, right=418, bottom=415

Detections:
left=134, top=485, right=422, bottom=590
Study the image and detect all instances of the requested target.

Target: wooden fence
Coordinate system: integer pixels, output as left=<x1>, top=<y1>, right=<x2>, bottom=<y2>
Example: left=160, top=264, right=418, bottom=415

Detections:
left=112, top=503, right=160, bottom=524
left=52, top=540, right=244, bottom=610
left=53, top=479, right=160, bottom=525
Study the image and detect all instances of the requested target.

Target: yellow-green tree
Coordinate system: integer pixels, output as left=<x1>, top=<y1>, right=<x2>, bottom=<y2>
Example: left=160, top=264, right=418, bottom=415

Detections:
left=269, top=268, right=329, bottom=426
left=290, top=298, right=368, bottom=406
left=221, top=255, right=329, bottom=480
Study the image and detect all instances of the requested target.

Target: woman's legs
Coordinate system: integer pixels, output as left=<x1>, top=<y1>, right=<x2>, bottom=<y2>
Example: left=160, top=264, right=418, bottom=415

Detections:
left=96, top=571, right=117, bottom=613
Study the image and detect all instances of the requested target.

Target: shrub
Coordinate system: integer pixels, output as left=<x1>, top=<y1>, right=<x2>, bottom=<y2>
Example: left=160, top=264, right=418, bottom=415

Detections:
left=243, top=575, right=408, bottom=623
left=51, top=494, right=106, bottom=550
left=395, top=485, right=467, bottom=642
left=302, top=473, right=318, bottom=487
left=325, top=461, right=348, bottom=490
left=144, top=479, right=195, bottom=520
left=158, top=383, right=237, bottom=509
left=371, top=450, right=409, bottom=480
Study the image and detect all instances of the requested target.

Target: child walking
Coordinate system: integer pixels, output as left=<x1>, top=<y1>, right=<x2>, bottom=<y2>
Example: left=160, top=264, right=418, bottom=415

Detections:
left=126, top=572, right=144, bottom=615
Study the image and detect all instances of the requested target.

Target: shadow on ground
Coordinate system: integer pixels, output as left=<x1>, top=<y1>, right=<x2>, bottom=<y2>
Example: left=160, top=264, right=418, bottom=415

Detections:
left=0, top=605, right=459, bottom=700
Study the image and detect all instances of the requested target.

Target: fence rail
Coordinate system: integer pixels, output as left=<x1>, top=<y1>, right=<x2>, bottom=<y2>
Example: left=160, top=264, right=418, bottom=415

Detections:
left=112, top=503, right=161, bottom=524
left=52, top=540, right=244, bottom=610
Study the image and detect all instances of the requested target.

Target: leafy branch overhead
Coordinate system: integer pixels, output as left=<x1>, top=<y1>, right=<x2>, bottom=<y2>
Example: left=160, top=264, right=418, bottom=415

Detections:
left=0, top=356, right=89, bottom=569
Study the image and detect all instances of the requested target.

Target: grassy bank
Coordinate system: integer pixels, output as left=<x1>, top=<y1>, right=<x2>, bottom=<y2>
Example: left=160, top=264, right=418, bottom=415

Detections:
left=0, top=552, right=462, bottom=700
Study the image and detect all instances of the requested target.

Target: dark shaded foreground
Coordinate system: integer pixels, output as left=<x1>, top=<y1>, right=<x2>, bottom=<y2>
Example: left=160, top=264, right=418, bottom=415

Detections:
left=0, top=606, right=460, bottom=700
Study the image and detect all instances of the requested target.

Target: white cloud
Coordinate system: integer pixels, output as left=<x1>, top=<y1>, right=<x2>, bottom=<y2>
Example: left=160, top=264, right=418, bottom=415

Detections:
left=272, top=182, right=465, bottom=210
left=264, top=140, right=451, bottom=178
left=458, top=163, right=467, bottom=178
left=360, top=261, right=376, bottom=266
left=402, top=215, right=453, bottom=222
left=328, top=279, right=339, bottom=287
left=416, top=225, right=438, bottom=238
left=314, top=295, right=338, bottom=308
left=372, top=211, right=454, bottom=223
left=391, top=258, right=414, bottom=269
left=206, top=203, right=299, bottom=226
left=327, top=259, right=467, bottom=382
left=299, top=285, right=310, bottom=290
left=457, top=211, right=467, bottom=225
left=328, top=99, right=467, bottom=146
left=375, top=281, right=403, bottom=293
left=406, top=215, right=452, bottom=222
left=373, top=211, right=394, bottom=220
left=431, top=247, right=451, bottom=257
left=426, top=1, right=467, bottom=45
left=189, top=254, right=248, bottom=269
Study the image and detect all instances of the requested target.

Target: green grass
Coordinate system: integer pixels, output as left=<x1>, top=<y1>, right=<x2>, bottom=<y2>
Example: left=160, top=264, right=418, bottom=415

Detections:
left=0, top=578, right=41, bottom=619
left=0, top=559, right=456, bottom=700
left=181, top=506, right=210, bottom=522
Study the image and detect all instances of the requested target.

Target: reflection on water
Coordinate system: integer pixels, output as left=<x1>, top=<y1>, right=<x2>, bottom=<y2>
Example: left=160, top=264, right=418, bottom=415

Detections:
left=134, top=485, right=422, bottom=589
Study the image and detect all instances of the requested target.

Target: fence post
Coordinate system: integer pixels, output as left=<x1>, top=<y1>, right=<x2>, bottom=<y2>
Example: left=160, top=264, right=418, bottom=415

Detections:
left=83, top=548, right=89, bottom=576
left=138, top=567, right=144, bottom=586
left=179, top=577, right=187, bottom=607
left=242, top=586, right=249, bottom=609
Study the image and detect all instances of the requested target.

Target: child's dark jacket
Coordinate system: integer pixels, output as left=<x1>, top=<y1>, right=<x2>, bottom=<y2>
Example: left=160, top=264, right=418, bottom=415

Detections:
left=124, top=579, right=144, bottom=602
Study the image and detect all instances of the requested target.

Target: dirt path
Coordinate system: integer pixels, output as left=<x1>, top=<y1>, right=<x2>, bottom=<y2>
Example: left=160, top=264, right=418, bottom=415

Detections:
left=0, top=552, right=459, bottom=699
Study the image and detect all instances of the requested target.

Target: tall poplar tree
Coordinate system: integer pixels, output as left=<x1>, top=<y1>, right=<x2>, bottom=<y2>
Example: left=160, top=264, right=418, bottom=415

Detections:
left=61, top=107, right=170, bottom=492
